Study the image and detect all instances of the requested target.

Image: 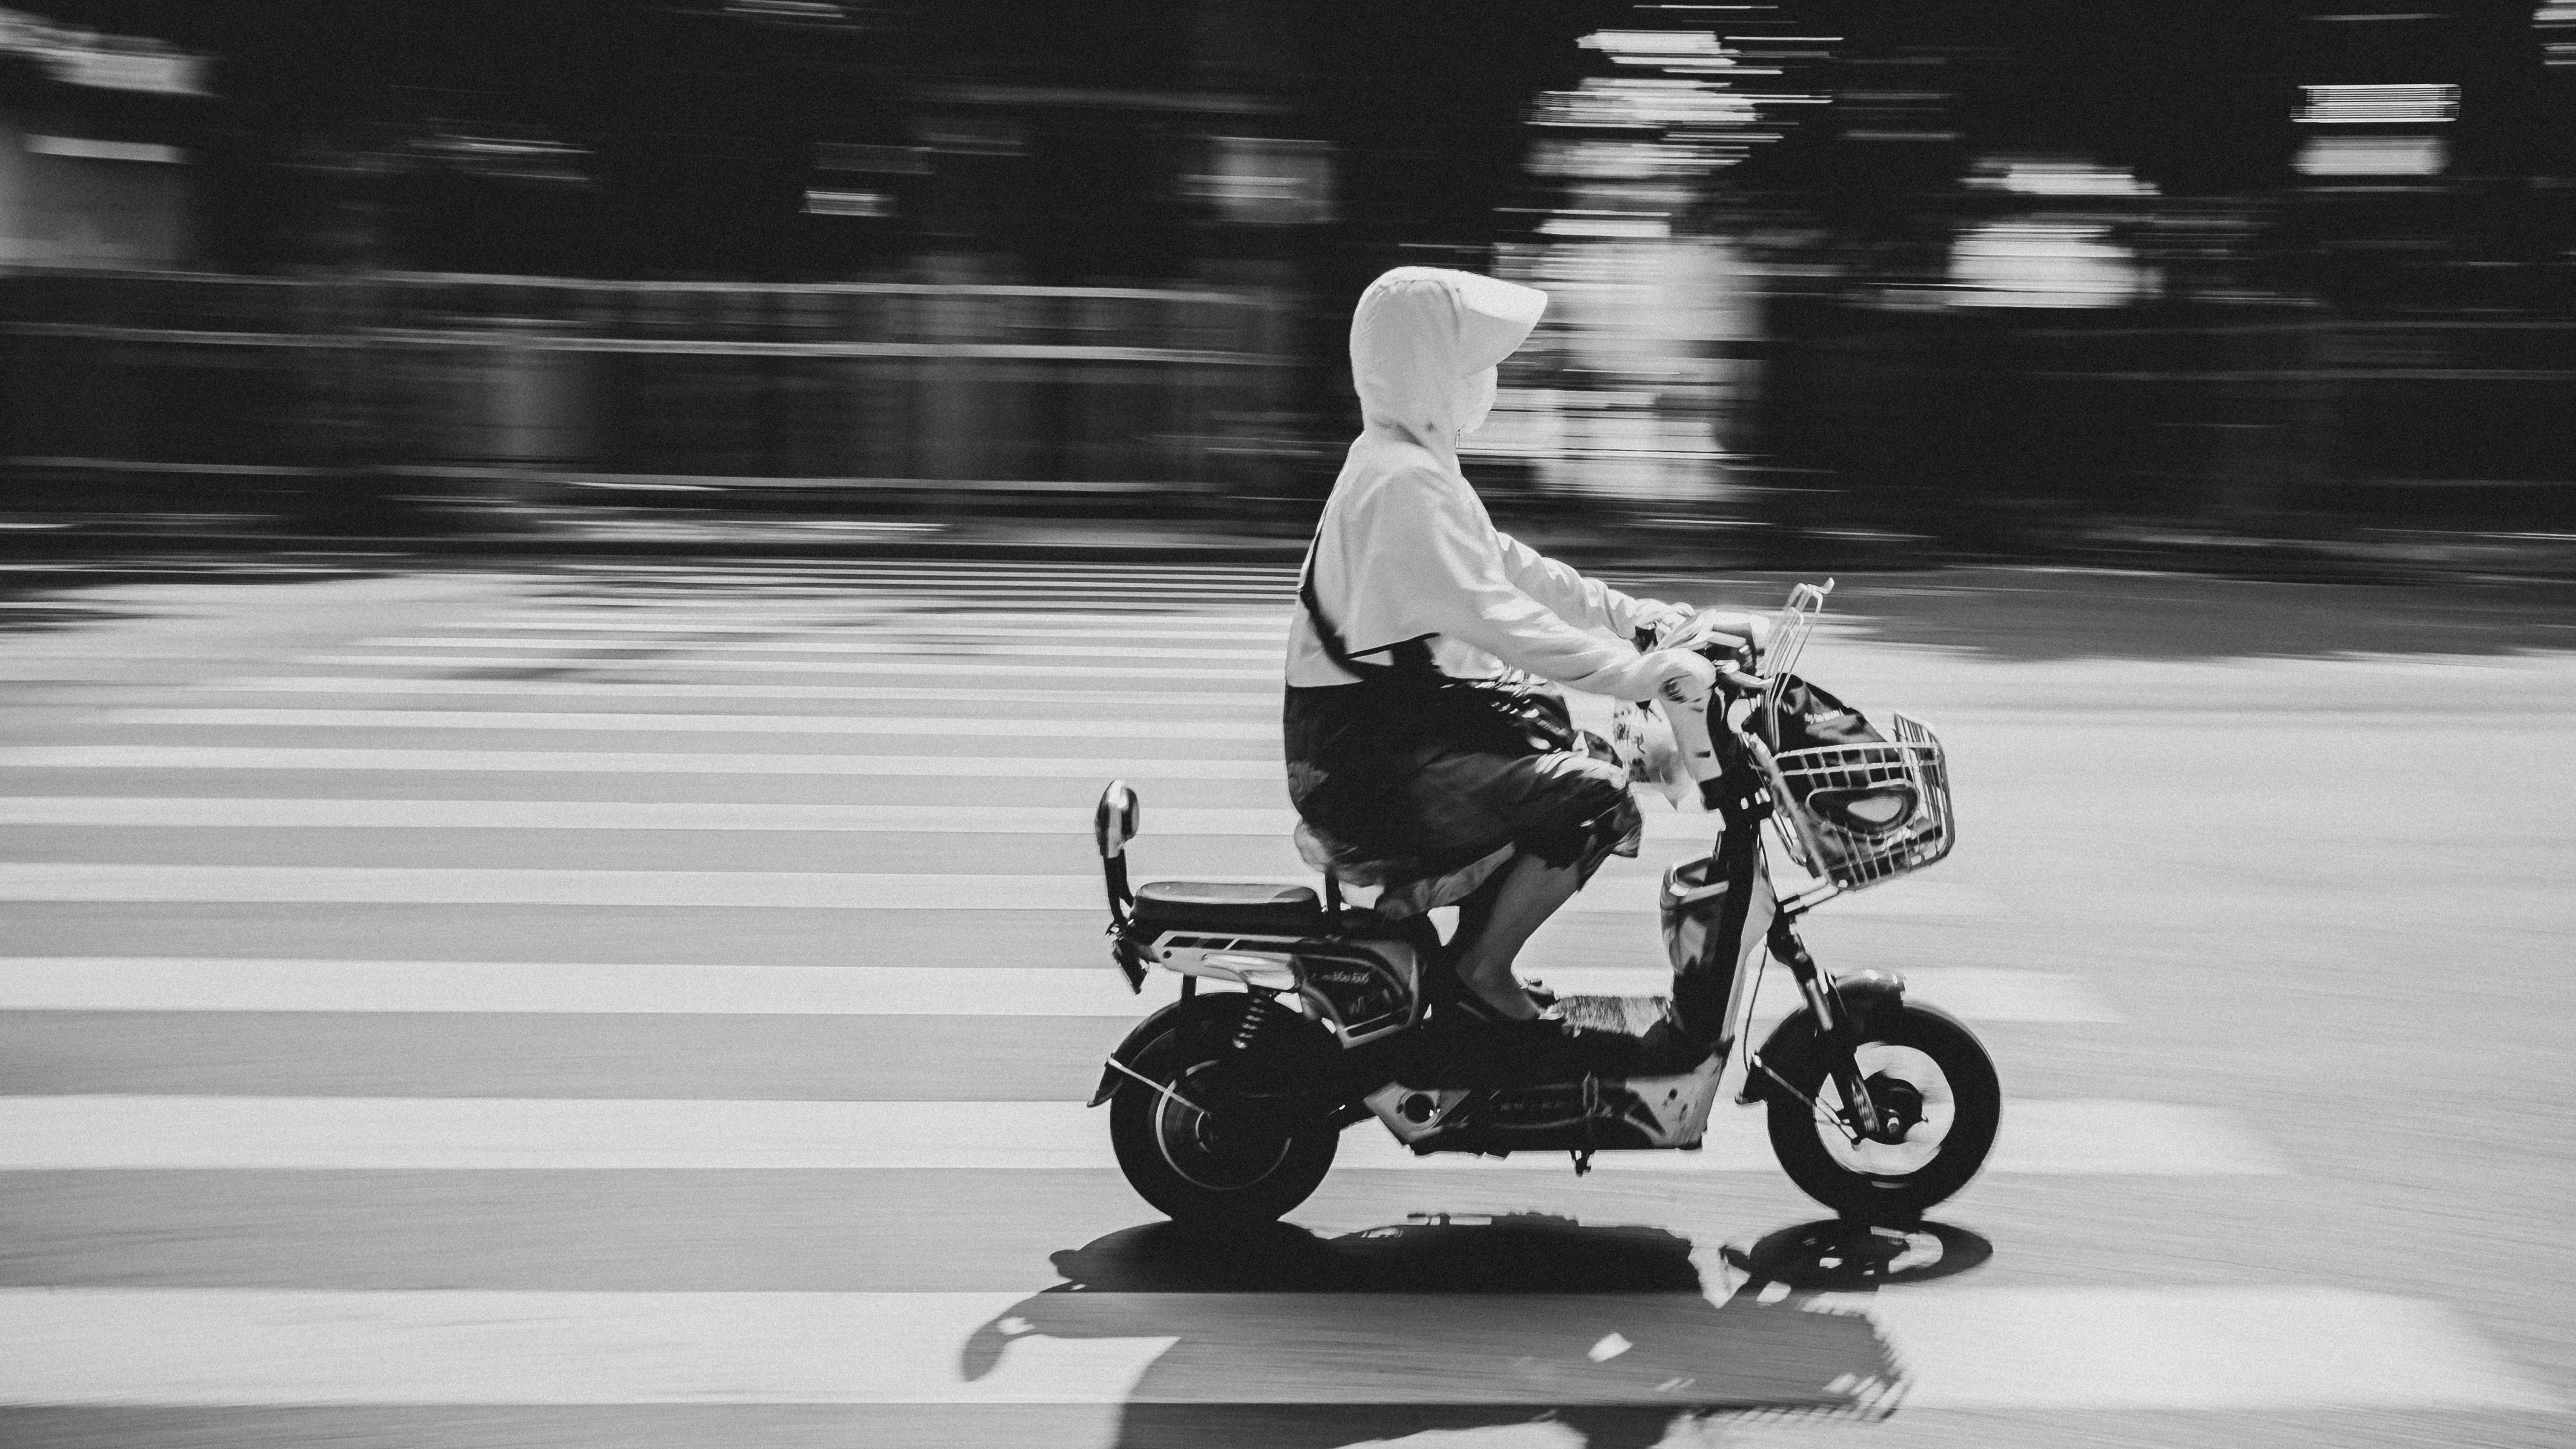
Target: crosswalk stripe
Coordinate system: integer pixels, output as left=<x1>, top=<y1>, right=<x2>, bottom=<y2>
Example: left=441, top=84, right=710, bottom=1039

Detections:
left=0, top=746, right=1288, bottom=777
left=1866, top=1287, right=2559, bottom=1411
left=561, top=570, right=1295, bottom=583
left=563, top=584, right=1282, bottom=593
left=300, top=654, right=1282, bottom=679
left=463, top=619, right=1290, bottom=638
left=473, top=611, right=1290, bottom=628
left=0, top=1285, right=2551, bottom=1410
left=482, top=604, right=1291, bottom=617
left=0, top=865, right=1988, bottom=916
left=114, top=710, right=1281, bottom=741
left=531, top=585, right=1295, bottom=602
left=0, top=960, right=2118, bottom=1022
left=559, top=559, right=1292, bottom=570
left=535, top=582, right=1294, bottom=595
left=0, top=798, right=1729, bottom=842
left=356, top=637, right=1286, bottom=659
left=560, top=559, right=1290, bottom=568
left=585, top=568, right=1293, bottom=582
left=0, top=1097, right=2280, bottom=1174
left=529, top=591, right=1295, bottom=603
left=567, top=565, right=1292, bottom=580
left=207, top=678, right=1282, bottom=707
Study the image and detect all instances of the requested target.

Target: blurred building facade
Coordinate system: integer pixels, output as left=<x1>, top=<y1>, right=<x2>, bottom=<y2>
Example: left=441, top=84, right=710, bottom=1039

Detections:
left=0, top=0, right=2572, bottom=558
left=0, top=10, right=206, bottom=269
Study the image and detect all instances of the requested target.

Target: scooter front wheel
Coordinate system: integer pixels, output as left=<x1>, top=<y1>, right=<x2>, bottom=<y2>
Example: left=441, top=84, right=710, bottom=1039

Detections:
left=1764, top=1001, right=2000, bottom=1225
left=1108, top=1010, right=1337, bottom=1228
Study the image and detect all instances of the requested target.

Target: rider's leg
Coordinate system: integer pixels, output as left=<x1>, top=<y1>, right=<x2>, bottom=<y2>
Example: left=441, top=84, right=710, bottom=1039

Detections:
left=1448, top=850, right=1584, bottom=1020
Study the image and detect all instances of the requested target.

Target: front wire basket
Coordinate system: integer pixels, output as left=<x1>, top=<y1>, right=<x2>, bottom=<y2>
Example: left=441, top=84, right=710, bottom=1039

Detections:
left=1759, top=713, right=1954, bottom=890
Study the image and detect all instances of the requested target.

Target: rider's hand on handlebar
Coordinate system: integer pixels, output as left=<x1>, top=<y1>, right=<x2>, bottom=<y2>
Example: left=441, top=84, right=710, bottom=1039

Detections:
left=1644, top=606, right=1767, bottom=668
left=1634, top=601, right=1695, bottom=642
left=1638, top=650, right=1719, bottom=710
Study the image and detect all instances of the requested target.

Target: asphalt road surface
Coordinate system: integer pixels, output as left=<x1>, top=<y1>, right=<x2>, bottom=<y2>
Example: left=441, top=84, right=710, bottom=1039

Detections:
left=0, top=557, right=2568, bottom=1448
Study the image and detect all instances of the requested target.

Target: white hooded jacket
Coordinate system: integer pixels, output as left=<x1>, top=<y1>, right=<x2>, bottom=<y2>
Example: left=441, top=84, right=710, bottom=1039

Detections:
left=1286, top=267, right=1675, bottom=695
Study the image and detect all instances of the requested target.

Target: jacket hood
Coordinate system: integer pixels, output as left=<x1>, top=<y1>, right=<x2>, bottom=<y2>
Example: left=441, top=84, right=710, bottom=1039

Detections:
left=1348, top=267, right=1547, bottom=471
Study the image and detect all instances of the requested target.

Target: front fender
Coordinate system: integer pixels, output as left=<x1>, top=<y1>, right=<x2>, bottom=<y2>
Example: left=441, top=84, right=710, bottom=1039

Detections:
left=1085, top=992, right=1247, bottom=1107
left=1735, top=970, right=1907, bottom=1106
left=1740, top=1006, right=1823, bottom=1107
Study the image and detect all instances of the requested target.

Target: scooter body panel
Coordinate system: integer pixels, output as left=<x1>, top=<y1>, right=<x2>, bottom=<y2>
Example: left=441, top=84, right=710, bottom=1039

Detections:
left=1364, top=1052, right=1727, bottom=1154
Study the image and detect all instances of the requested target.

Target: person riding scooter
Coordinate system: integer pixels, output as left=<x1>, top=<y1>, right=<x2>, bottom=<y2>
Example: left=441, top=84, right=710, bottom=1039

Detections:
left=1283, top=265, right=1760, bottom=1048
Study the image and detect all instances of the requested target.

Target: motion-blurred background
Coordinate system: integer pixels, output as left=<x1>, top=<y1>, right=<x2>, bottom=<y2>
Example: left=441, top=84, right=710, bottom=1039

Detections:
left=4, top=6, right=2576, bottom=1442
left=2, top=0, right=2574, bottom=569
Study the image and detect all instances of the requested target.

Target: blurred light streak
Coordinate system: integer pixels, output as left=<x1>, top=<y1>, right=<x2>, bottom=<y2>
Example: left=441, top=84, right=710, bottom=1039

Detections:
left=2297, top=135, right=2447, bottom=176
left=1967, top=159, right=2158, bottom=198
left=2296, top=83, right=2458, bottom=124
left=1579, top=29, right=1731, bottom=68
left=803, top=190, right=894, bottom=217
left=1949, top=223, right=2153, bottom=310
left=2539, top=1, right=2576, bottom=68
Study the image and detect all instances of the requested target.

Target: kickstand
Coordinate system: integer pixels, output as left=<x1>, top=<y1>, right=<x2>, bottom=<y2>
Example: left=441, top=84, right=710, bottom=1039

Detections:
left=1570, top=1149, right=1594, bottom=1177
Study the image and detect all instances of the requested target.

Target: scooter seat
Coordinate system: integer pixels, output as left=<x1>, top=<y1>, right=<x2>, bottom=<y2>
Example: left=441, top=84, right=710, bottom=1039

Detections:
left=1132, top=881, right=1323, bottom=935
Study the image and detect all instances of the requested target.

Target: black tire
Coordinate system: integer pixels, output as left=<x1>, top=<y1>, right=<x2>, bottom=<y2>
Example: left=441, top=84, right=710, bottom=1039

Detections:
left=1108, top=1008, right=1338, bottom=1228
left=1765, top=1001, right=2000, bottom=1225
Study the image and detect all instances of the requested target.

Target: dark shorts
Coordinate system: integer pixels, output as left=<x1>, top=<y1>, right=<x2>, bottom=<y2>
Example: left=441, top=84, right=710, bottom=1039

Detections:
left=1283, top=683, right=1641, bottom=909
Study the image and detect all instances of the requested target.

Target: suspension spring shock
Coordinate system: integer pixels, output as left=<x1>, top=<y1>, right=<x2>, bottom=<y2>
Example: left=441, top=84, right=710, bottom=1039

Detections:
left=1230, top=992, right=1277, bottom=1053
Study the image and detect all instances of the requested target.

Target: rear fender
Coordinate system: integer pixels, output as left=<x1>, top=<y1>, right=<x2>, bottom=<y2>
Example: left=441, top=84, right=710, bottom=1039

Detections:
left=1086, top=992, right=1247, bottom=1107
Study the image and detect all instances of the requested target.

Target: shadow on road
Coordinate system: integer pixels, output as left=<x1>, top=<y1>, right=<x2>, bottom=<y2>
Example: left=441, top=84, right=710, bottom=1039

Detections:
left=964, top=1212, right=1993, bottom=1449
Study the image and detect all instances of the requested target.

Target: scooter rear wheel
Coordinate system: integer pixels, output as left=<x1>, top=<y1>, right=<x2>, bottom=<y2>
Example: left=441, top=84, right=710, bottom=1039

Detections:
left=1764, top=1001, right=2000, bottom=1225
left=1108, top=1008, right=1338, bottom=1228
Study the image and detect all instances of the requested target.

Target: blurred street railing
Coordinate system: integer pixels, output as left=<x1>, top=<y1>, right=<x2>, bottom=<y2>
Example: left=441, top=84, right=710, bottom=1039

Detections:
left=0, top=271, right=1297, bottom=533
left=3, top=266, right=2574, bottom=573
left=1751, top=277, right=2576, bottom=557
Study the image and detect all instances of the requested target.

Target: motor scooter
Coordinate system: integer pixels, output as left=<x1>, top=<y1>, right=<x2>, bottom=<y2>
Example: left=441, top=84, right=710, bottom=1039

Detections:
left=1087, top=582, right=2000, bottom=1227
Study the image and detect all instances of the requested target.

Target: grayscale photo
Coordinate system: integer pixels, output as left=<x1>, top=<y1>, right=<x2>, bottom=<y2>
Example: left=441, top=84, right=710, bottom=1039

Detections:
left=0, top=3, right=2567, bottom=1446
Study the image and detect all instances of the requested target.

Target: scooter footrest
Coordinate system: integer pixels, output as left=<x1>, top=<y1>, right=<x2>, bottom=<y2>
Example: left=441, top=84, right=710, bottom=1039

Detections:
left=1548, top=993, right=1673, bottom=1037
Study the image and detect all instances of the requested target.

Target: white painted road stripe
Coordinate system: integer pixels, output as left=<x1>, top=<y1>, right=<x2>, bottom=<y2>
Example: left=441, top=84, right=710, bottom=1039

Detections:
left=1860, top=1287, right=2558, bottom=1411
left=359, top=638, right=1285, bottom=660
left=0, top=1286, right=2551, bottom=1410
left=553, top=567, right=1292, bottom=583
left=0, top=797, right=1730, bottom=842
left=589, top=558, right=1288, bottom=569
left=301, top=654, right=1281, bottom=680
left=0, top=746, right=1288, bottom=778
left=465, top=620, right=1290, bottom=639
left=553, top=566, right=1277, bottom=576
left=0, top=799, right=1293, bottom=831
left=116, top=709, right=1281, bottom=741
left=211, top=678, right=1282, bottom=708
left=0, top=865, right=1988, bottom=917
left=482, top=611, right=1291, bottom=628
left=0, top=1097, right=2279, bottom=1174
left=548, top=578, right=1288, bottom=590
left=0, top=960, right=2116, bottom=1022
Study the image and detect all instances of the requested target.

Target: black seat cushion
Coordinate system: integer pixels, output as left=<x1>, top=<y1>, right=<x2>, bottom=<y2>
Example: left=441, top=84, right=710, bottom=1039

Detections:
left=1132, top=881, right=1323, bottom=935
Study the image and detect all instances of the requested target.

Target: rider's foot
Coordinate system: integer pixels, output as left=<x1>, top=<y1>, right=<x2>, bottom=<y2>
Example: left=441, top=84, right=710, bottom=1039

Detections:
left=1443, top=985, right=1550, bottom=1027
left=1628, top=1020, right=1719, bottom=1076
